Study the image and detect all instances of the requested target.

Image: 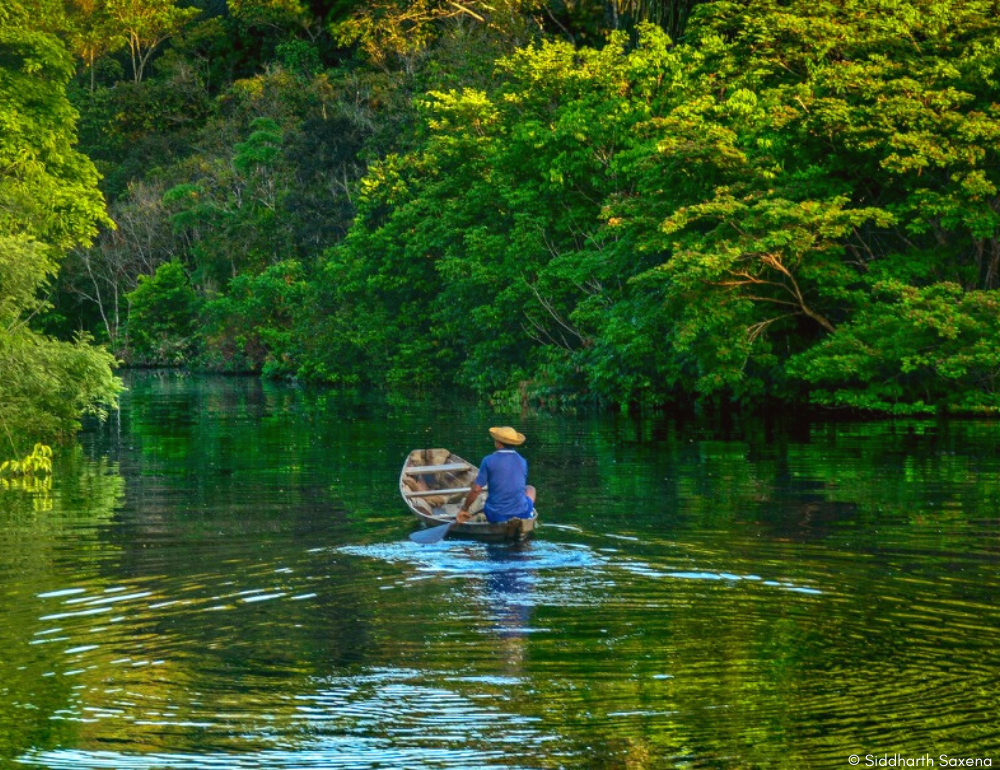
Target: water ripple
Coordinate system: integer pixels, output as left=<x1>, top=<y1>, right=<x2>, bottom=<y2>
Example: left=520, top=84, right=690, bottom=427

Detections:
left=337, top=539, right=609, bottom=576
left=18, top=744, right=524, bottom=770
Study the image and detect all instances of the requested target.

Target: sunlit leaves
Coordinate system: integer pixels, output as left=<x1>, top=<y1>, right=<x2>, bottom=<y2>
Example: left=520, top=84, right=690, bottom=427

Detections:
left=609, top=0, right=1000, bottom=409
left=104, top=0, right=199, bottom=82
left=0, top=444, right=53, bottom=477
left=332, top=0, right=540, bottom=67
left=0, top=18, right=120, bottom=450
left=0, top=28, right=108, bottom=250
left=324, top=0, right=1000, bottom=412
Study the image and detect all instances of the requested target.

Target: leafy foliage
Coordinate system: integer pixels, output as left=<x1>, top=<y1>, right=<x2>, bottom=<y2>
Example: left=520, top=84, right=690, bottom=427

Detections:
left=123, top=261, right=201, bottom=364
left=0, top=14, right=121, bottom=452
left=788, top=282, right=1000, bottom=414
left=626, top=0, right=1000, bottom=410
left=314, top=0, right=1000, bottom=412
left=0, top=444, right=54, bottom=478
left=20, top=0, right=1000, bottom=415
left=200, top=260, right=310, bottom=375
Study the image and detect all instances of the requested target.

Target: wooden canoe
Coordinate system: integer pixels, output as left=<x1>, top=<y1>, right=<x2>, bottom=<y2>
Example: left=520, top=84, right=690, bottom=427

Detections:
left=400, top=448, right=537, bottom=541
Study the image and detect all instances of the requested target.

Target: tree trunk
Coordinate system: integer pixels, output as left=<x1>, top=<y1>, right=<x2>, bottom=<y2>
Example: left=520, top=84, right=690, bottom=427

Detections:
left=608, top=0, right=703, bottom=40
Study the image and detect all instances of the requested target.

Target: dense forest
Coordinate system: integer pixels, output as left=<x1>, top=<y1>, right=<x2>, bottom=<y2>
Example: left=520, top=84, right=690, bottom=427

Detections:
left=4, top=0, right=1000, bottom=453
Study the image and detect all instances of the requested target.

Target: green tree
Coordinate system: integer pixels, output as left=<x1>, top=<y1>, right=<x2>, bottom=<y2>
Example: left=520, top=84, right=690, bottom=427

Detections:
left=788, top=282, right=1000, bottom=414
left=124, top=261, right=200, bottom=364
left=309, top=29, right=682, bottom=401
left=617, top=0, right=1000, bottom=410
left=200, top=260, right=310, bottom=375
left=105, top=0, right=199, bottom=82
left=164, top=116, right=294, bottom=287
left=0, top=12, right=121, bottom=451
left=64, top=0, right=126, bottom=91
left=332, top=0, right=541, bottom=69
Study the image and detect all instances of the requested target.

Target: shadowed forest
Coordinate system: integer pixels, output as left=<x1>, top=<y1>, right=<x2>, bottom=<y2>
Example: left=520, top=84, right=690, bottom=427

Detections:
left=4, top=0, right=1000, bottom=453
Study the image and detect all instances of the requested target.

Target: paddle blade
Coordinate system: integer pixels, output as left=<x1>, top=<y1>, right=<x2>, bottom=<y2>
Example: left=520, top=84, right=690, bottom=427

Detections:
left=409, top=522, right=453, bottom=545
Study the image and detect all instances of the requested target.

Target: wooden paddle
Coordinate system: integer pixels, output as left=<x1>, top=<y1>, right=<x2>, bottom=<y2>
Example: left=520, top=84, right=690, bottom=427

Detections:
left=409, top=520, right=456, bottom=544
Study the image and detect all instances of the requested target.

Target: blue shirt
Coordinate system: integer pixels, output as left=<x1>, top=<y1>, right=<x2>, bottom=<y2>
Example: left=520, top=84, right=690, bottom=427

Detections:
left=475, top=450, right=533, bottom=523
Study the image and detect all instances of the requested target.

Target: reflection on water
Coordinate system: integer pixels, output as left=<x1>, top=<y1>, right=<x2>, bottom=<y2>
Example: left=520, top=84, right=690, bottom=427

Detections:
left=3, top=372, right=1000, bottom=769
left=337, top=539, right=606, bottom=575
left=23, top=669, right=543, bottom=769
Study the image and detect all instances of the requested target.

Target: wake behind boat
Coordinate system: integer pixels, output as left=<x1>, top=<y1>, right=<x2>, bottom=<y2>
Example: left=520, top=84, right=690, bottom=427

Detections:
left=400, top=448, right=538, bottom=541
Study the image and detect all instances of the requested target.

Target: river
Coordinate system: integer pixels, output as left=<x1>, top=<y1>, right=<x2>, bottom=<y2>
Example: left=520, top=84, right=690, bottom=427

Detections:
left=2, top=372, right=999, bottom=769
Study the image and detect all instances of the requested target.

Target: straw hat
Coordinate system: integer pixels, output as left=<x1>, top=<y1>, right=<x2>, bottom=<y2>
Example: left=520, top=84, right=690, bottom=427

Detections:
left=489, top=426, right=525, bottom=446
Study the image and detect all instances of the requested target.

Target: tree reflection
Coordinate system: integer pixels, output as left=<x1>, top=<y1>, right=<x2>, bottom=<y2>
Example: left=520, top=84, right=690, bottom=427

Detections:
left=481, top=543, right=535, bottom=671
left=6, top=374, right=1000, bottom=767
left=0, top=446, right=124, bottom=763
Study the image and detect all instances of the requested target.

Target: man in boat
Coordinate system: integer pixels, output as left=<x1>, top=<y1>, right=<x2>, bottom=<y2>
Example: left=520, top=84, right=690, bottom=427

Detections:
left=456, top=426, right=536, bottom=524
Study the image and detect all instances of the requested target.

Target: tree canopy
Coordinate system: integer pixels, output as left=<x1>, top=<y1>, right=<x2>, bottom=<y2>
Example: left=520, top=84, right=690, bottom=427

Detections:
left=10, top=0, right=1000, bottom=416
left=0, top=6, right=120, bottom=452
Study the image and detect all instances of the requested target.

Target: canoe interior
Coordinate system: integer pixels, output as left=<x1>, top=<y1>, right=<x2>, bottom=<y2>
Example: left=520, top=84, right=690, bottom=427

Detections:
left=400, top=448, right=537, bottom=541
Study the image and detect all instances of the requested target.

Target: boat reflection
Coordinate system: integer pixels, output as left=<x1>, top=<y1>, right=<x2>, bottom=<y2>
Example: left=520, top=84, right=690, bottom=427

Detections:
left=479, top=543, right=535, bottom=670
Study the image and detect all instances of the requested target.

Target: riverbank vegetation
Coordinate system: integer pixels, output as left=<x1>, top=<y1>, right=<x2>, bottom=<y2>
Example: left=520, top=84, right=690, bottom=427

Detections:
left=7, top=0, right=1000, bottom=424
left=1, top=2, right=121, bottom=455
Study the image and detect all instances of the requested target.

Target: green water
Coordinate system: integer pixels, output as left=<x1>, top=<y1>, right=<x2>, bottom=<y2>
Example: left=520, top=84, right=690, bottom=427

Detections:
left=2, top=372, right=1000, bottom=769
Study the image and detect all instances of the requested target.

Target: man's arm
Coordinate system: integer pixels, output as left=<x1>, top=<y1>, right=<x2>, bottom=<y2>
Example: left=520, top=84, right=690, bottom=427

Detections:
left=456, top=483, right=483, bottom=523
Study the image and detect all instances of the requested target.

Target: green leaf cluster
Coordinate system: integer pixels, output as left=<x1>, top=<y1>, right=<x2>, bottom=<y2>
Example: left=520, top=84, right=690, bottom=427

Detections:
left=1, top=14, right=121, bottom=451
left=123, top=261, right=201, bottom=365
left=0, top=444, right=53, bottom=477
left=200, top=260, right=310, bottom=376
left=788, top=282, right=1000, bottom=414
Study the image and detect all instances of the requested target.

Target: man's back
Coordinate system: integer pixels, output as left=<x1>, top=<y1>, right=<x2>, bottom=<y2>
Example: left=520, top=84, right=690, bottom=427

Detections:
left=477, top=450, right=531, bottom=522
